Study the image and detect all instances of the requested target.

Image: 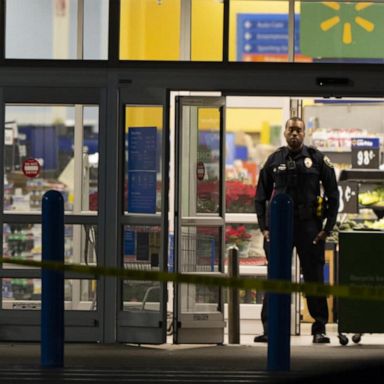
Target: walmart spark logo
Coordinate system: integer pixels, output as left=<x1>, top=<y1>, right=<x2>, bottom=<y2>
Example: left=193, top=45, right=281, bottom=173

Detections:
left=301, top=2, right=384, bottom=59
left=320, top=2, right=374, bottom=45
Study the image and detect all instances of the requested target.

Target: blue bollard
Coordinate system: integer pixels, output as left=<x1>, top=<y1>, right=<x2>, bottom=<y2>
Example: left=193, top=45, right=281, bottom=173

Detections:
left=41, top=190, right=65, bottom=368
left=267, top=193, right=293, bottom=372
left=210, top=239, right=215, bottom=272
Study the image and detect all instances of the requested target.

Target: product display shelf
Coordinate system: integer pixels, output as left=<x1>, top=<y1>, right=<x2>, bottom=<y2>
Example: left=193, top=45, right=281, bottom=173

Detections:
left=339, top=169, right=384, bottom=183
left=322, top=149, right=351, bottom=165
left=339, top=169, right=384, bottom=220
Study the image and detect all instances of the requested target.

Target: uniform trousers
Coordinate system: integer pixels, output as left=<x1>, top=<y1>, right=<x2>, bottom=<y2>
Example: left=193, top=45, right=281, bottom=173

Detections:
left=260, top=217, right=329, bottom=335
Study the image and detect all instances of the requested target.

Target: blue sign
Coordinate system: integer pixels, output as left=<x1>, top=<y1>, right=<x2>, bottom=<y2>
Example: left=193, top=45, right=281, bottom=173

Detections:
left=124, top=230, right=136, bottom=255
left=226, top=132, right=235, bottom=165
left=351, top=137, right=380, bottom=148
left=237, top=14, right=300, bottom=60
left=351, top=137, right=380, bottom=169
left=199, top=131, right=220, bottom=150
left=127, top=171, right=157, bottom=213
left=235, top=145, right=248, bottom=161
left=168, top=234, right=174, bottom=272
left=127, top=127, right=157, bottom=213
left=128, top=127, right=157, bottom=170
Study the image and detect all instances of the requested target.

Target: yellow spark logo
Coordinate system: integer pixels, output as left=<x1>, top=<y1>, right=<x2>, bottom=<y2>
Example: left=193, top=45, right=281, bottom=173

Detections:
left=320, top=2, right=374, bottom=44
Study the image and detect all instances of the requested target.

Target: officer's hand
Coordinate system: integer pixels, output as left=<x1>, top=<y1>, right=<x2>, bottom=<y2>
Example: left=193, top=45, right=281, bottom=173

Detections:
left=263, top=230, right=270, bottom=242
left=312, top=230, right=327, bottom=245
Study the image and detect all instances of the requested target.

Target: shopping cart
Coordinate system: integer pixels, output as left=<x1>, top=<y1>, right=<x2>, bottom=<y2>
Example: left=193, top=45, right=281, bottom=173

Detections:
left=179, top=232, right=218, bottom=273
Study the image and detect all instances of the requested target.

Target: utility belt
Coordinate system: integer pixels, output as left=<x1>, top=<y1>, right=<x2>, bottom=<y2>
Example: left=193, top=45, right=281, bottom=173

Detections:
left=294, top=197, right=326, bottom=221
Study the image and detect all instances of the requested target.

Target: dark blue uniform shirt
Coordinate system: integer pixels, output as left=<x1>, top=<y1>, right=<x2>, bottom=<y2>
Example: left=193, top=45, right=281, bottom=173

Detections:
left=255, top=145, right=339, bottom=235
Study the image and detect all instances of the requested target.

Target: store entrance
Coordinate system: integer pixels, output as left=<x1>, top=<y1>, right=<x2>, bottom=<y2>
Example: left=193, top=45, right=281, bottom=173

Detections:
left=168, top=94, right=302, bottom=343
left=2, top=80, right=383, bottom=345
left=173, top=96, right=227, bottom=344
left=0, top=87, right=104, bottom=342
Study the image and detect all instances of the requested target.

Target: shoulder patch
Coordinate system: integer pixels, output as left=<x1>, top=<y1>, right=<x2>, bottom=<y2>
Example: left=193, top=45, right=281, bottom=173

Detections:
left=323, top=155, right=334, bottom=168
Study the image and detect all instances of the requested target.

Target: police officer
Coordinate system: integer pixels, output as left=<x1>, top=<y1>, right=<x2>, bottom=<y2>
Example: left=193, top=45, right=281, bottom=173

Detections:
left=254, top=117, right=339, bottom=344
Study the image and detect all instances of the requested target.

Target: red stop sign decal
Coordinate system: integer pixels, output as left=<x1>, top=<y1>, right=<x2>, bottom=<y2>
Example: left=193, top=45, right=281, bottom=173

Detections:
left=22, top=159, right=41, bottom=178
left=196, top=161, right=205, bottom=180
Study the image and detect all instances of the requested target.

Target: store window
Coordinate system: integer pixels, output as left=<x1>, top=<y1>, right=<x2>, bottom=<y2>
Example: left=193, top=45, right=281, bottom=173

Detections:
left=123, top=225, right=161, bottom=270
left=296, top=1, right=384, bottom=63
left=225, top=223, right=266, bottom=263
left=122, top=279, right=161, bottom=312
left=191, top=0, right=224, bottom=61
left=193, top=107, right=221, bottom=215
left=180, top=283, right=220, bottom=312
left=224, top=279, right=265, bottom=304
left=230, top=0, right=291, bottom=62
left=224, top=100, right=284, bottom=261
left=5, top=0, right=108, bottom=59
left=2, top=223, right=97, bottom=266
left=231, top=0, right=384, bottom=63
left=2, top=278, right=97, bottom=310
left=122, top=224, right=161, bottom=312
left=180, top=226, right=221, bottom=273
left=225, top=104, right=283, bottom=214
left=4, top=104, right=99, bottom=213
left=302, top=97, right=384, bottom=229
left=119, top=0, right=223, bottom=61
left=124, top=106, right=162, bottom=214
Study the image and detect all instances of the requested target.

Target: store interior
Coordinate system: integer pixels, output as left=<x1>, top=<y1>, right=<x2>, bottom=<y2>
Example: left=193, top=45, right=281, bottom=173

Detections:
left=3, top=95, right=384, bottom=335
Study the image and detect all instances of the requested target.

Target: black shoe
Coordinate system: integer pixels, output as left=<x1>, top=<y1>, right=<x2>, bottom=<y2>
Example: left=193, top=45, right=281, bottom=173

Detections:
left=313, top=333, right=330, bottom=344
left=254, top=334, right=268, bottom=343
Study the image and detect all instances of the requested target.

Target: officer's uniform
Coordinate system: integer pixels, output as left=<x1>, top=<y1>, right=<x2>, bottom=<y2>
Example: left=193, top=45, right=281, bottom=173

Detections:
left=255, top=144, right=339, bottom=336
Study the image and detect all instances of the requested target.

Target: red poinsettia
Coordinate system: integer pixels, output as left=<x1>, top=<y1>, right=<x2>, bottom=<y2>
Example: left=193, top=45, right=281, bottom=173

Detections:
left=225, top=225, right=252, bottom=247
left=226, top=180, right=255, bottom=213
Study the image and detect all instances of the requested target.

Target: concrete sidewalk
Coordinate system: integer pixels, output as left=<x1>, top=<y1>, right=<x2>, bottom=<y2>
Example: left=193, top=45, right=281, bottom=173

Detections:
left=0, top=338, right=383, bottom=371
left=0, top=327, right=382, bottom=383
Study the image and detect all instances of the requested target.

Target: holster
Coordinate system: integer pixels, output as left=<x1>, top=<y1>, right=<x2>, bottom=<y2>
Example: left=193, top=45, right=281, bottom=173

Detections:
left=315, top=196, right=328, bottom=219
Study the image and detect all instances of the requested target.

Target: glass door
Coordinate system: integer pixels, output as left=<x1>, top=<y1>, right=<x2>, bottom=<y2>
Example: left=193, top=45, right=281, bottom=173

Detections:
left=116, top=96, right=168, bottom=344
left=0, top=87, right=105, bottom=342
left=174, top=96, right=226, bottom=344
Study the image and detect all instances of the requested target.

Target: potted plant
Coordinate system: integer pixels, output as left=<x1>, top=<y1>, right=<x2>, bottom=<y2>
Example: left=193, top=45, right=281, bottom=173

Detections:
left=225, top=225, right=252, bottom=257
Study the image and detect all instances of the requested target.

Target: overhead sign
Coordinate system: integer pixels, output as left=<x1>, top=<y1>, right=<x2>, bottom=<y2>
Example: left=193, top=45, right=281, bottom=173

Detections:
left=22, top=158, right=40, bottom=178
left=237, top=14, right=309, bottom=62
left=301, top=2, right=384, bottom=58
left=351, top=137, right=380, bottom=169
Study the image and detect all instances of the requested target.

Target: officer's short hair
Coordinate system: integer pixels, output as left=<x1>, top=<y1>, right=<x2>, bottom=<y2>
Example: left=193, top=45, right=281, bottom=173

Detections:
left=286, top=117, right=305, bottom=130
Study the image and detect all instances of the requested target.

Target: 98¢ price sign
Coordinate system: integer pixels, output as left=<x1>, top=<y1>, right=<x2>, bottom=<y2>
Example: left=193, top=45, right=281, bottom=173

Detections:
left=351, top=137, right=380, bottom=169
left=338, top=181, right=358, bottom=214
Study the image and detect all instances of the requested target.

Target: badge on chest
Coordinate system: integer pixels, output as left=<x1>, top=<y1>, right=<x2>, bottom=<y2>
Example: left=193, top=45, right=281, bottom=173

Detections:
left=304, top=157, right=313, bottom=168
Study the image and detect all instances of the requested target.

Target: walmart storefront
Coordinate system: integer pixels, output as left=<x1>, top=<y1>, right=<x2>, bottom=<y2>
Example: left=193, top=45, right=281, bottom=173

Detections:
left=0, top=0, right=384, bottom=344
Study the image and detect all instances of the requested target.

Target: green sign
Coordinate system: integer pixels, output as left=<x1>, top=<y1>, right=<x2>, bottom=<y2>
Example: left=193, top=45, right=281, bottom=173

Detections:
left=300, top=2, right=384, bottom=58
left=338, top=231, right=384, bottom=333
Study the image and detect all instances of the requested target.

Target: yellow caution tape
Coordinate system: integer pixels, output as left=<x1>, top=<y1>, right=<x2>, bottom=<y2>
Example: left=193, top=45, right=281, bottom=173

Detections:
left=1, top=257, right=383, bottom=301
